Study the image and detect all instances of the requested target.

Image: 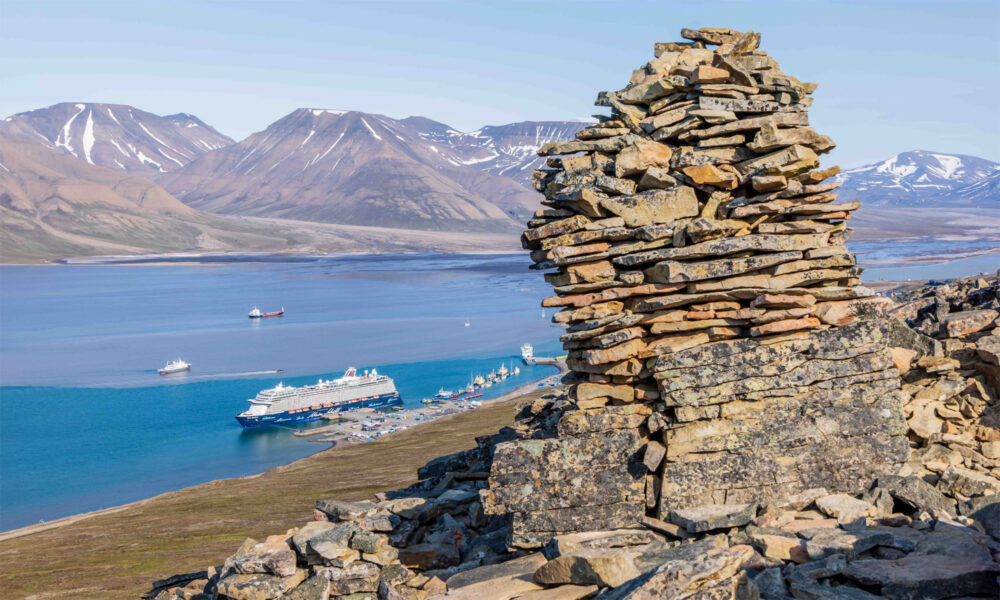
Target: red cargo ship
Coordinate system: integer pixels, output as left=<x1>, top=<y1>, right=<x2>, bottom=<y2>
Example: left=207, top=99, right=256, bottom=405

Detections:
left=249, top=306, right=284, bottom=319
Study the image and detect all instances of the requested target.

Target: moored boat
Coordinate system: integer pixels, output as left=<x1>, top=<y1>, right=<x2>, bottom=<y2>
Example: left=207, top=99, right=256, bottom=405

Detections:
left=249, top=306, right=285, bottom=319
left=521, top=343, right=536, bottom=364
left=236, top=367, right=401, bottom=428
left=158, top=358, right=191, bottom=375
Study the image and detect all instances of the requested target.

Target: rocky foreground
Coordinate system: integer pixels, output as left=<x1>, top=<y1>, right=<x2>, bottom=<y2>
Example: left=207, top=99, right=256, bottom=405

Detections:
left=145, top=27, right=1000, bottom=600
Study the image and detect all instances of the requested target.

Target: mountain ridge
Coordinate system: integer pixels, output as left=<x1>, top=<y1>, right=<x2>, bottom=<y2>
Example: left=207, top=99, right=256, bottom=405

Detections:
left=1, top=102, right=234, bottom=178
left=837, top=149, right=999, bottom=207
left=156, top=108, right=582, bottom=232
left=3, top=100, right=999, bottom=261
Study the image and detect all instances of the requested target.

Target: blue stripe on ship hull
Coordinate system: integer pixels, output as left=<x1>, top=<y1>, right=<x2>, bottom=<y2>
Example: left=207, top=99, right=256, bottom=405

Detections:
left=235, top=392, right=402, bottom=428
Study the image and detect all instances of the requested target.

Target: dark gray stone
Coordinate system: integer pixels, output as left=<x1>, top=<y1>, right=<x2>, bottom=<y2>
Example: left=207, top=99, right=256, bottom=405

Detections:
left=886, top=317, right=942, bottom=358
left=789, top=582, right=884, bottom=600
left=804, top=529, right=894, bottom=560
left=669, top=503, right=757, bottom=533
left=754, top=567, right=789, bottom=599
left=957, top=494, right=1000, bottom=539
left=844, top=555, right=1000, bottom=600
left=875, top=475, right=956, bottom=517
left=283, top=575, right=331, bottom=599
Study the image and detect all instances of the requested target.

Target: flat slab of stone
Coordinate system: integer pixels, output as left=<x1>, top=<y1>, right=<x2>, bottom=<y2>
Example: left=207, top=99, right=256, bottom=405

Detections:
left=789, top=581, right=883, bottom=600
left=844, top=554, right=1000, bottom=600
left=512, top=584, right=599, bottom=600
left=447, top=552, right=547, bottom=589
left=544, top=529, right=659, bottom=559
left=668, top=503, right=756, bottom=532
left=804, top=529, right=893, bottom=561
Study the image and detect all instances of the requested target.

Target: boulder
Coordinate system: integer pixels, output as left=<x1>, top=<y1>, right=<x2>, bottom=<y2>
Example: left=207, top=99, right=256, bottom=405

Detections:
left=815, top=494, right=873, bottom=524
left=599, top=545, right=755, bottom=600
left=940, top=309, right=998, bottom=338
left=957, top=494, right=1000, bottom=539
left=533, top=548, right=641, bottom=588
left=233, top=534, right=298, bottom=577
left=937, top=466, right=1000, bottom=499
left=874, top=475, right=956, bottom=517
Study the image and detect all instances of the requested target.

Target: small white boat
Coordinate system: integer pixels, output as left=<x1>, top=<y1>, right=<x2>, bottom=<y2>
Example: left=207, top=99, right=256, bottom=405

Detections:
left=158, top=358, right=191, bottom=375
left=434, top=388, right=453, bottom=399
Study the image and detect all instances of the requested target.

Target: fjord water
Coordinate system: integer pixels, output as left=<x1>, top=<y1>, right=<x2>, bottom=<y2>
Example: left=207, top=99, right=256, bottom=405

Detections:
left=0, top=254, right=563, bottom=531
left=2, top=246, right=995, bottom=531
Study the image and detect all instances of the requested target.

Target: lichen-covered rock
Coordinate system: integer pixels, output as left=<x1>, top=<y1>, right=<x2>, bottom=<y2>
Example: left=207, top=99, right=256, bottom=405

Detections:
left=216, top=569, right=307, bottom=600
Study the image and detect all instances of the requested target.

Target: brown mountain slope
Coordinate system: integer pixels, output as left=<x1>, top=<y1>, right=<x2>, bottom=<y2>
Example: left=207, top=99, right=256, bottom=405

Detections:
left=1, top=103, right=233, bottom=178
left=0, top=135, right=519, bottom=263
left=0, top=135, right=299, bottom=262
left=156, top=109, right=540, bottom=232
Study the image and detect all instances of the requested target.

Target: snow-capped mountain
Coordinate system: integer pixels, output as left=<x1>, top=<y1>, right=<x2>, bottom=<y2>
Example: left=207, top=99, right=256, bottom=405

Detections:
left=411, top=120, right=588, bottom=189
left=0, top=103, right=233, bottom=178
left=157, top=109, right=547, bottom=232
left=837, top=150, right=999, bottom=207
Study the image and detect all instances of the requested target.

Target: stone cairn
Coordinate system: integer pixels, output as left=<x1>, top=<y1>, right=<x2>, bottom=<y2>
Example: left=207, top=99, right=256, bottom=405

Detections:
left=147, top=28, right=1000, bottom=600
left=487, top=26, right=909, bottom=548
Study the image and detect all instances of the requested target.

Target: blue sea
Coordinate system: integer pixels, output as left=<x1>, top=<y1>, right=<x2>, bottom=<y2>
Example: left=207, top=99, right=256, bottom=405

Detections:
left=0, top=254, right=565, bottom=531
left=1, top=245, right=996, bottom=531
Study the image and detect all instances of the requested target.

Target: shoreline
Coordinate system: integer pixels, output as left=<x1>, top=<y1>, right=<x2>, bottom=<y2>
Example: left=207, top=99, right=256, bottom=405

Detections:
left=4, top=242, right=998, bottom=269
left=1, top=248, right=529, bottom=267
left=0, top=364, right=564, bottom=542
left=857, top=245, right=1000, bottom=268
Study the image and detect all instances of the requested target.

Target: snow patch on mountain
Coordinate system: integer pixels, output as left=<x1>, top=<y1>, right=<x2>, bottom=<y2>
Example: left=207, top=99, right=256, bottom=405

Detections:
left=82, top=110, right=96, bottom=164
left=838, top=150, right=999, bottom=207
left=360, top=118, right=382, bottom=140
left=54, top=104, right=86, bottom=157
left=2, top=103, right=234, bottom=176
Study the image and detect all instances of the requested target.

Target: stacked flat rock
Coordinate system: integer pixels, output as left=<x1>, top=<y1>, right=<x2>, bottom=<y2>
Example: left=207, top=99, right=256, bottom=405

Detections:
left=886, top=272, right=1000, bottom=498
left=491, top=26, right=911, bottom=547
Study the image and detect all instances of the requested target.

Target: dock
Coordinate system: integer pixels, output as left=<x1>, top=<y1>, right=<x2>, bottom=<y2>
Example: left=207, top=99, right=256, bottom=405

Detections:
left=526, top=355, right=567, bottom=368
left=290, top=365, right=567, bottom=446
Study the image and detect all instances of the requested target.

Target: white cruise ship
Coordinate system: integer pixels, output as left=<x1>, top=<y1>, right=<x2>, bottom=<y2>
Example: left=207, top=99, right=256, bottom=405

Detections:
left=235, top=367, right=401, bottom=428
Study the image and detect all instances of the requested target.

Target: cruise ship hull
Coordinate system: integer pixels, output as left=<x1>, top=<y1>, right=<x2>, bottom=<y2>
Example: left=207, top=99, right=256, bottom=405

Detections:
left=235, top=391, right=402, bottom=428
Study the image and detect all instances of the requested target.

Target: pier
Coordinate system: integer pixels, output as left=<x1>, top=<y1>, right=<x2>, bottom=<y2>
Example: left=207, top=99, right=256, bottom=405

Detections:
left=289, top=367, right=566, bottom=446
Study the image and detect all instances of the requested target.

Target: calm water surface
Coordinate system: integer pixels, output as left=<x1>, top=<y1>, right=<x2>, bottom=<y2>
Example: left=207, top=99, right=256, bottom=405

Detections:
left=0, top=254, right=563, bottom=530
left=2, top=245, right=996, bottom=530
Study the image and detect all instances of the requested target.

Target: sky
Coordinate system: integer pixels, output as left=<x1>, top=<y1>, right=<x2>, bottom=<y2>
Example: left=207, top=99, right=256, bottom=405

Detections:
left=1, top=0, right=998, bottom=167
